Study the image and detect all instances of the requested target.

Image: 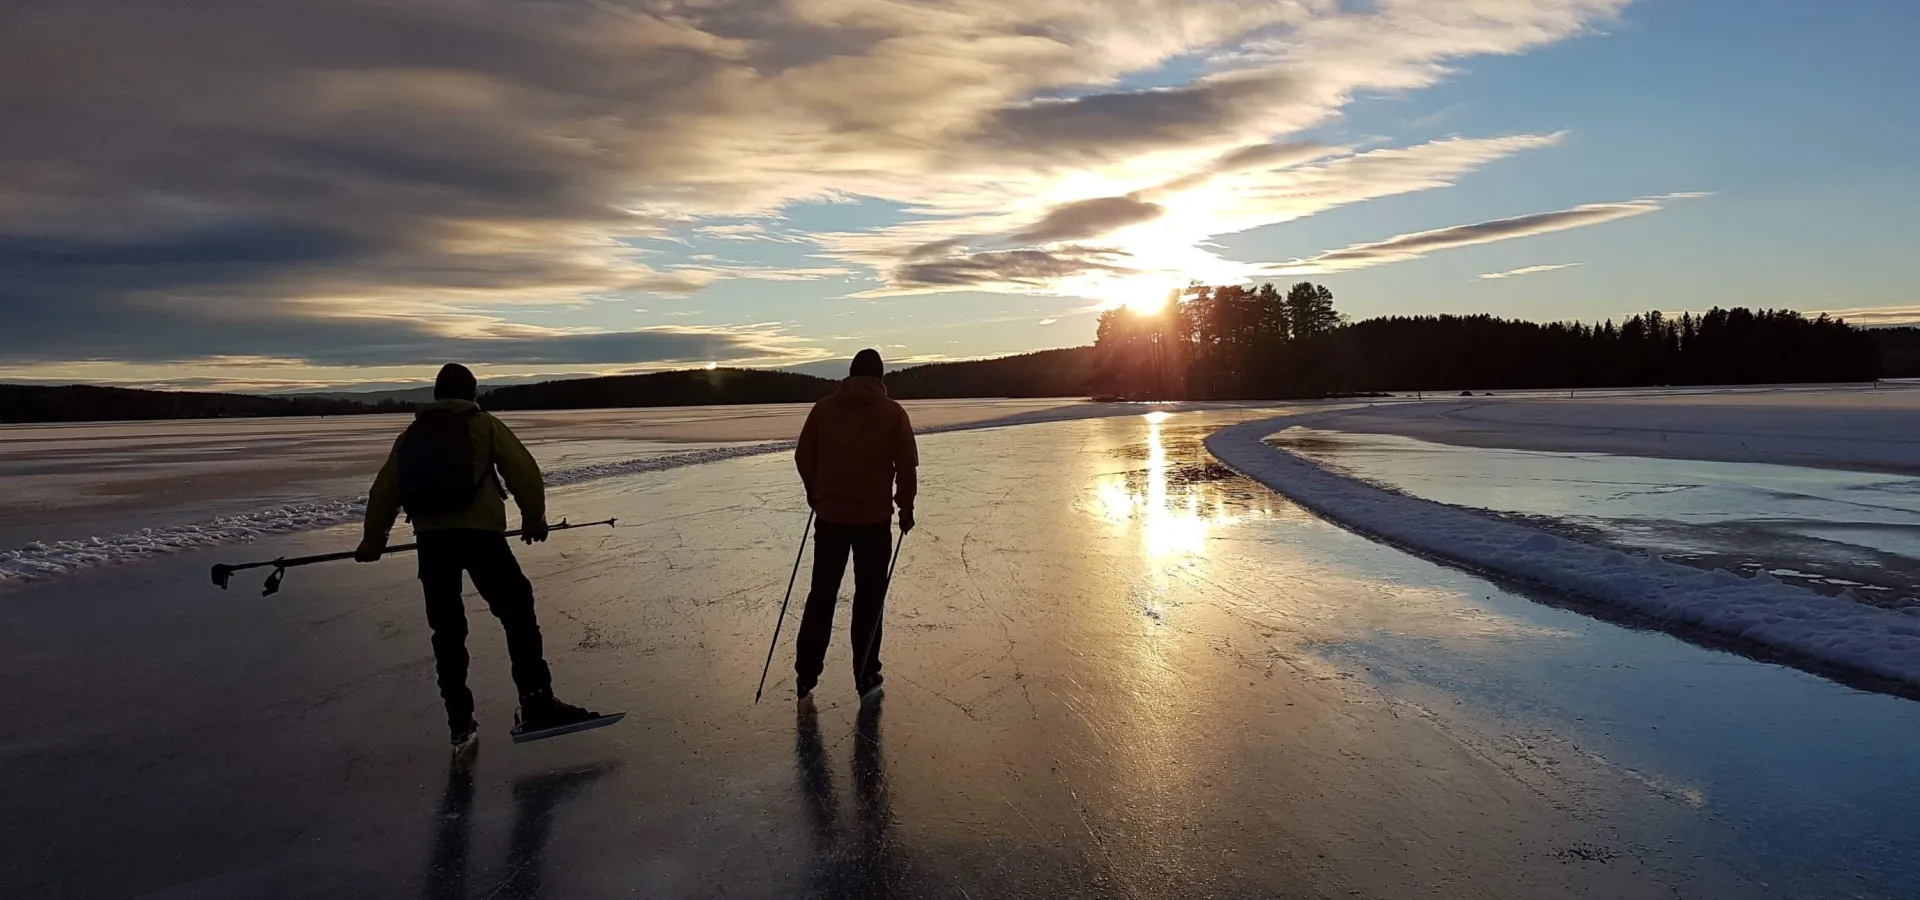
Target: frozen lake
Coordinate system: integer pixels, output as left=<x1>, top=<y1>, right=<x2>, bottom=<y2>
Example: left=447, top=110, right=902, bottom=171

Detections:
left=6, top=403, right=1920, bottom=898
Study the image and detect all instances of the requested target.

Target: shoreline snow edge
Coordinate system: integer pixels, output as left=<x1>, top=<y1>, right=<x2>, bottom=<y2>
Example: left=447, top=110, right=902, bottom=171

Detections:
left=1205, top=414, right=1920, bottom=691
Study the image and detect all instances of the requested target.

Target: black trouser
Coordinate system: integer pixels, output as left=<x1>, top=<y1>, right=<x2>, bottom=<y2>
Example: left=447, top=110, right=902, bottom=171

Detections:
left=417, top=529, right=553, bottom=724
left=795, top=521, right=891, bottom=694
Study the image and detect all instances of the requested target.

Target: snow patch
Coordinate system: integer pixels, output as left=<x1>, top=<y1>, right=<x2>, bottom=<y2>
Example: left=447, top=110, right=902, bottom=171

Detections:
left=1518, top=533, right=1559, bottom=552
left=1207, top=415, right=1920, bottom=689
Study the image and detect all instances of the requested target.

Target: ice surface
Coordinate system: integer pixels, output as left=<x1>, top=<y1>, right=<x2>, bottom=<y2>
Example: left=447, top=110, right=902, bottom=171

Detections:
left=0, top=400, right=1235, bottom=585
left=1209, top=413, right=1920, bottom=689
left=1316, top=384, right=1920, bottom=473
left=10, top=410, right=1920, bottom=897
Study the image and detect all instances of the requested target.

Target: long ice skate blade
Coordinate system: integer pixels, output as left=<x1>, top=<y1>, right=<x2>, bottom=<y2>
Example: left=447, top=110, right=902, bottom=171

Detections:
left=510, top=712, right=625, bottom=744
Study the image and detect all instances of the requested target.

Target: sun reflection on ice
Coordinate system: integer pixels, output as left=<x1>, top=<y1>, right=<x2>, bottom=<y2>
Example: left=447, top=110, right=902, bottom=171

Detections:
left=1095, top=412, right=1263, bottom=563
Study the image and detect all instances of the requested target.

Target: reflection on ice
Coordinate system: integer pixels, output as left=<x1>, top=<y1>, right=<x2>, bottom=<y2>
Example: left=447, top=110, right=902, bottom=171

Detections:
left=1093, top=412, right=1270, bottom=562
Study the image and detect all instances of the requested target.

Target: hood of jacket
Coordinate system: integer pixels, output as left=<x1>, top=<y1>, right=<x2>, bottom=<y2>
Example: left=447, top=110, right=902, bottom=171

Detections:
left=831, top=376, right=889, bottom=407
left=416, top=398, right=482, bottom=417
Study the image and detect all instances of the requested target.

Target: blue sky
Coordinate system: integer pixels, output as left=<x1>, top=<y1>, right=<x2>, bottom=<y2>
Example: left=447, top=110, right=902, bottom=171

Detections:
left=2, top=0, right=1914, bottom=390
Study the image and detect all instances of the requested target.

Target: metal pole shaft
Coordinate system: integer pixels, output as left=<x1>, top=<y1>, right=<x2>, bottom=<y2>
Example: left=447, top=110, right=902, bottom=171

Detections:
left=754, top=511, right=814, bottom=704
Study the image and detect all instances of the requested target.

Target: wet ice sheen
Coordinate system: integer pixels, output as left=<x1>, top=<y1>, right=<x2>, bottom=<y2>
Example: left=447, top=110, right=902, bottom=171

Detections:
left=6, top=409, right=1920, bottom=897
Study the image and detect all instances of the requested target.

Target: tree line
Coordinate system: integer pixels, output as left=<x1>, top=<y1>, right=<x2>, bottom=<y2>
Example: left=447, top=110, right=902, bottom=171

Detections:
left=0, top=383, right=414, bottom=424
left=484, top=368, right=834, bottom=410
left=1095, top=282, right=1882, bottom=399
left=884, top=347, right=1096, bottom=400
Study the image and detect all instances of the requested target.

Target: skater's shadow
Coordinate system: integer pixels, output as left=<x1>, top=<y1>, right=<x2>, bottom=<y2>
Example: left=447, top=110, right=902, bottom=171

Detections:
left=796, top=698, right=896, bottom=896
left=421, top=752, right=615, bottom=900
left=422, top=753, right=477, bottom=900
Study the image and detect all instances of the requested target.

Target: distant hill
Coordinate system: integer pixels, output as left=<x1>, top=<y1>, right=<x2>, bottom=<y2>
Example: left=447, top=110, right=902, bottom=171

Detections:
left=0, top=383, right=398, bottom=424
left=484, top=367, right=836, bottom=410
left=484, top=349, right=1100, bottom=410
left=885, top=347, right=1097, bottom=399
left=781, top=359, right=863, bottom=380
left=292, top=385, right=451, bottom=405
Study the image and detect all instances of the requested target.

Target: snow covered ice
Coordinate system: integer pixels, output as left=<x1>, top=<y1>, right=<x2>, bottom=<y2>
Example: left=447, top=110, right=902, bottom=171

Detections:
left=10, top=394, right=1920, bottom=898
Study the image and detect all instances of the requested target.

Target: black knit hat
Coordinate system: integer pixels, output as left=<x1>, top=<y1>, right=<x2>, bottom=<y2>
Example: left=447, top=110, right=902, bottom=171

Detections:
left=850, top=348, right=884, bottom=379
left=433, top=363, right=478, bottom=401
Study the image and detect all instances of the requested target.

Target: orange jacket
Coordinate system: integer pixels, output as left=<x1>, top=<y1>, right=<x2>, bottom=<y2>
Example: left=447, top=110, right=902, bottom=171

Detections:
left=795, top=377, right=917, bottom=524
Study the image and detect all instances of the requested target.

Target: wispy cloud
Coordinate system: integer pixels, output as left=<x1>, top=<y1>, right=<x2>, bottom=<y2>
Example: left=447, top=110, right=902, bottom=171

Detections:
left=1268, top=194, right=1706, bottom=275
left=693, top=223, right=815, bottom=244
left=670, top=264, right=854, bottom=283
left=832, top=133, right=1572, bottom=298
left=1478, top=263, right=1581, bottom=280
left=1811, top=305, right=1920, bottom=326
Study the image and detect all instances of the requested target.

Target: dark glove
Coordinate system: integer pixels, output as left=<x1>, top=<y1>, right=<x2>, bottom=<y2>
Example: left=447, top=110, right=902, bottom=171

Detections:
left=898, top=507, right=915, bottom=534
left=522, top=520, right=550, bottom=544
left=354, top=537, right=385, bottom=563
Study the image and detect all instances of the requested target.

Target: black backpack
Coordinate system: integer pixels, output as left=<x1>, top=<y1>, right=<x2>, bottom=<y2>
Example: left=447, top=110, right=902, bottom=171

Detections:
left=397, top=408, right=492, bottom=517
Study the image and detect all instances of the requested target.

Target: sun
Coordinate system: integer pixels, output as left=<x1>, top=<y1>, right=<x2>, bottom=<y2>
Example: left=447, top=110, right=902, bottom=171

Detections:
left=1119, top=288, right=1170, bottom=314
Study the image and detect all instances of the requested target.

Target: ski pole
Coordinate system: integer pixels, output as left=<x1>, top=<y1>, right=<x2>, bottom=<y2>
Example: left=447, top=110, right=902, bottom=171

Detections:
left=854, top=530, right=905, bottom=689
left=211, top=518, right=616, bottom=596
left=754, top=511, right=814, bottom=704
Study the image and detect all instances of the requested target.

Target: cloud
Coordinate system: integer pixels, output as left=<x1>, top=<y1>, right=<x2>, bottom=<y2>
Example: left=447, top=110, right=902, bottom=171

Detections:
left=979, top=74, right=1301, bottom=162
left=1268, top=194, right=1704, bottom=274
left=1810, top=305, right=1920, bottom=327
left=1013, top=196, right=1166, bottom=244
left=670, top=264, right=854, bottom=282
left=0, top=0, right=1638, bottom=370
left=1149, top=141, right=1335, bottom=196
left=694, top=223, right=814, bottom=244
left=0, top=291, right=815, bottom=368
left=1478, top=263, right=1581, bottom=280
left=867, top=247, right=1136, bottom=296
left=1038, top=318, right=1060, bottom=326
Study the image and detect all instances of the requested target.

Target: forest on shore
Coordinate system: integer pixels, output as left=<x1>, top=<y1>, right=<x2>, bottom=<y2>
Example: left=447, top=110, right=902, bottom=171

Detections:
left=1093, top=282, right=1883, bottom=399
left=0, top=384, right=417, bottom=424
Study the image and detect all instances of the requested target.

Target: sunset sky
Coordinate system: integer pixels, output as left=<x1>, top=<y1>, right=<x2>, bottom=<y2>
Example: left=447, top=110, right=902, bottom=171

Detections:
left=3, top=0, right=1915, bottom=391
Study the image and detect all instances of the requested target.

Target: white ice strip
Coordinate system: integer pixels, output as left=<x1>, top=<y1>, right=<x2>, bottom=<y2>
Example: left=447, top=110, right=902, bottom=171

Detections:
left=1207, top=415, right=1920, bottom=690
left=0, top=403, right=1154, bottom=585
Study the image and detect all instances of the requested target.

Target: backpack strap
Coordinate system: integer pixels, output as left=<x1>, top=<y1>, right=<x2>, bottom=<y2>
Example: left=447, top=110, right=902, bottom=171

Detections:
left=463, top=408, right=507, bottom=498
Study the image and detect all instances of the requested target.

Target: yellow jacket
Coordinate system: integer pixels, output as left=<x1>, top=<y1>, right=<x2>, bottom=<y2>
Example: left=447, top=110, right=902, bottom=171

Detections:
left=363, top=399, right=545, bottom=540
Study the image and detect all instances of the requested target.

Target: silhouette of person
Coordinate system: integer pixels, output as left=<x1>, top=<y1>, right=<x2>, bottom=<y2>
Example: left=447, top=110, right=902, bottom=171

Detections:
left=794, top=349, right=917, bottom=703
left=357, top=362, right=606, bottom=746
